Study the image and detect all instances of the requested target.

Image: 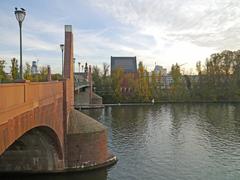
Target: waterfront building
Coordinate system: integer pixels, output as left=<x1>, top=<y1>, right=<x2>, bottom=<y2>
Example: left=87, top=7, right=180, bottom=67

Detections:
left=111, top=56, right=137, bottom=74
left=111, top=56, right=138, bottom=95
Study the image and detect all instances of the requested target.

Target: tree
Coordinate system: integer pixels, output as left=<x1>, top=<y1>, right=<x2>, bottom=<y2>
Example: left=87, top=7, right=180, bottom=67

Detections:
left=11, top=58, right=19, bottom=80
left=103, top=63, right=110, bottom=78
left=144, top=70, right=151, bottom=101
left=52, top=73, right=62, bottom=80
left=111, top=68, right=123, bottom=102
left=0, top=59, right=6, bottom=82
left=92, top=65, right=101, bottom=92
left=151, top=71, right=158, bottom=99
left=170, top=63, right=187, bottom=100
left=136, top=62, right=144, bottom=99
left=196, top=61, right=202, bottom=76
left=38, top=66, right=48, bottom=81
left=24, top=62, right=32, bottom=80
left=136, top=62, right=151, bottom=102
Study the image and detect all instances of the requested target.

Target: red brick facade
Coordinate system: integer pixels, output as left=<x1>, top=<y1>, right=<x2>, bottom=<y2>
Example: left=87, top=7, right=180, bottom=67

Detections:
left=0, top=82, right=64, bottom=169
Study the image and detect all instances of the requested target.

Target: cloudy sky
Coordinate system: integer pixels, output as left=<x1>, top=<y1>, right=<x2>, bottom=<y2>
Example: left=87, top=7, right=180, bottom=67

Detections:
left=0, top=0, right=240, bottom=73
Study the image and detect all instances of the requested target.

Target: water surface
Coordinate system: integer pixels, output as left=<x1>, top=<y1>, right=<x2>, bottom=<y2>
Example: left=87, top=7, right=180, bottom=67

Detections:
left=84, top=104, right=240, bottom=180
left=4, top=103, right=240, bottom=180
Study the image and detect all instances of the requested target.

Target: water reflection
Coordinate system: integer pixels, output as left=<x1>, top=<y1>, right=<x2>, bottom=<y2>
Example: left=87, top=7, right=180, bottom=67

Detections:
left=1, top=103, right=240, bottom=180
left=83, top=103, right=240, bottom=180
left=0, top=168, right=107, bottom=180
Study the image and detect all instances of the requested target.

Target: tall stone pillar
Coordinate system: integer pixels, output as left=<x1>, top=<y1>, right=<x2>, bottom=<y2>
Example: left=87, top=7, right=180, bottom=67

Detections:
left=63, top=25, right=117, bottom=170
left=63, top=25, right=74, bottom=112
left=47, top=65, right=51, bottom=81
left=88, top=65, right=92, bottom=104
left=63, top=25, right=74, bottom=165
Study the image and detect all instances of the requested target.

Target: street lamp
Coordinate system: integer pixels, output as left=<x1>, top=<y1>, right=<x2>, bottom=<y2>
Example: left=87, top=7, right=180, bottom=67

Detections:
left=73, top=58, right=76, bottom=73
left=78, top=62, right=81, bottom=73
left=60, top=44, right=64, bottom=76
left=78, top=62, right=81, bottom=86
left=14, top=7, right=26, bottom=80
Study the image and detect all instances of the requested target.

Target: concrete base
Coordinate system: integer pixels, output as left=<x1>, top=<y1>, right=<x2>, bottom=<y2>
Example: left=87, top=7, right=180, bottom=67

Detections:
left=65, top=154, right=117, bottom=173
left=66, top=109, right=116, bottom=170
left=0, top=155, right=117, bottom=174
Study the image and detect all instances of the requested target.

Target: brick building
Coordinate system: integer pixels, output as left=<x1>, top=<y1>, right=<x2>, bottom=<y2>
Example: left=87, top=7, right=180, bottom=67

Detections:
left=110, top=56, right=138, bottom=95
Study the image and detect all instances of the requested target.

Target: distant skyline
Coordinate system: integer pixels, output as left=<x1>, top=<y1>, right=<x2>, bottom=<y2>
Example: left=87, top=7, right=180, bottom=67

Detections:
left=1, top=0, right=240, bottom=73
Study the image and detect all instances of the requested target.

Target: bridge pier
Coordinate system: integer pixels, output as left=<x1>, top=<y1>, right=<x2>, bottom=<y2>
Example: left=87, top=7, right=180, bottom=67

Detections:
left=66, top=109, right=116, bottom=170
left=63, top=25, right=117, bottom=171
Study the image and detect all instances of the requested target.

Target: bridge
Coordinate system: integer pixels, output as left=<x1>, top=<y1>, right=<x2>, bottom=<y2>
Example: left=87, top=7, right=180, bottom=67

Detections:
left=0, top=25, right=116, bottom=173
left=74, top=74, right=89, bottom=91
left=74, top=68, right=103, bottom=109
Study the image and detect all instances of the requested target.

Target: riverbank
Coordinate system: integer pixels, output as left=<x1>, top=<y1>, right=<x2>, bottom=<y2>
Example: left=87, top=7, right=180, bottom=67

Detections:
left=75, top=104, right=105, bottom=109
left=104, top=100, right=240, bottom=105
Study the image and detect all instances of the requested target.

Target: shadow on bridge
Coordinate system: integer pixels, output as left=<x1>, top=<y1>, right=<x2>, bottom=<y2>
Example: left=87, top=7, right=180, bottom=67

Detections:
left=0, top=126, right=63, bottom=172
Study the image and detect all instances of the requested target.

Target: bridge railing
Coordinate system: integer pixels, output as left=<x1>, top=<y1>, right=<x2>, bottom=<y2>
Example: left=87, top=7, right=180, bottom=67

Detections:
left=0, top=81, right=63, bottom=125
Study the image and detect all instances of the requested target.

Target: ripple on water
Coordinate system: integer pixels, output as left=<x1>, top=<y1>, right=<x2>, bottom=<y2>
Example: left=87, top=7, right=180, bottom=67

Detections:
left=81, top=104, right=240, bottom=180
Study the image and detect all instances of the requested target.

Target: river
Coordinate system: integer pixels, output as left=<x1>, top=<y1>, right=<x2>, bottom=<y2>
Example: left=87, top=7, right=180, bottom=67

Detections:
left=3, top=103, right=240, bottom=180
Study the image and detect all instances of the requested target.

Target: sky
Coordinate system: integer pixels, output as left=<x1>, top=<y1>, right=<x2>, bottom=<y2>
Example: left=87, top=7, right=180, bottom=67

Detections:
left=0, top=0, right=240, bottom=74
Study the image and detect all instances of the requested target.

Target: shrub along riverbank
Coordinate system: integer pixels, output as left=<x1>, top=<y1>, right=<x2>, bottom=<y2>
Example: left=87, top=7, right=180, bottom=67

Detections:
left=93, top=50, right=240, bottom=103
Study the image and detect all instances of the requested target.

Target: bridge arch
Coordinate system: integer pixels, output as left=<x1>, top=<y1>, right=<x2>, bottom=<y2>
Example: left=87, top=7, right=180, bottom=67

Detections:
left=0, top=126, right=64, bottom=172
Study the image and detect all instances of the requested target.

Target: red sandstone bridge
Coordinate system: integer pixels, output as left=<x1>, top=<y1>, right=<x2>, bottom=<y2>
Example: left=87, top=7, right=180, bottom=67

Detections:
left=0, top=25, right=116, bottom=173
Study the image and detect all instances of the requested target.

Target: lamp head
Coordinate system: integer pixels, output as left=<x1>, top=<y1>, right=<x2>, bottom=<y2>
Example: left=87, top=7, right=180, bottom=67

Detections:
left=14, top=8, right=26, bottom=23
left=60, top=44, right=64, bottom=51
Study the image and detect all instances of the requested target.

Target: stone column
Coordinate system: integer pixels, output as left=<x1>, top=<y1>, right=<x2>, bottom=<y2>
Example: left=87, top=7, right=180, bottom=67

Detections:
left=47, top=65, right=51, bottom=81
left=62, top=25, right=74, bottom=166
left=88, top=65, right=92, bottom=104
left=63, top=25, right=74, bottom=111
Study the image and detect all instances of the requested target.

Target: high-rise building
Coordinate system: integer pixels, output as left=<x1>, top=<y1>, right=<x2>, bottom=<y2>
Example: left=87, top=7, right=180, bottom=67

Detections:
left=154, top=65, right=167, bottom=76
left=31, top=61, right=38, bottom=74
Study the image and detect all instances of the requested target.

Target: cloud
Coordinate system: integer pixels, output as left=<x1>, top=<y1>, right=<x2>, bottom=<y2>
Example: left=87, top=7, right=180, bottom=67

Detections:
left=89, top=0, right=240, bottom=71
left=0, top=8, right=65, bottom=72
left=1, top=0, right=240, bottom=73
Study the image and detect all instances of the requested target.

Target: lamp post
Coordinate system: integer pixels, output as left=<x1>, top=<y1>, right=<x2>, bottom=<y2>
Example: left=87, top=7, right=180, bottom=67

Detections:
left=73, top=58, right=76, bottom=73
left=14, top=7, right=26, bottom=80
left=78, top=62, right=81, bottom=87
left=60, top=44, right=64, bottom=77
left=78, top=62, right=81, bottom=73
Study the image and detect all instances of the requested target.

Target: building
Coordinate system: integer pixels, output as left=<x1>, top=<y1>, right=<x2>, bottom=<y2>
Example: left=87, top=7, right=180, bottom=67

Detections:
left=151, top=64, right=172, bottom=89
left=31, top=61, right=38, bottom=74
left=161, top=74, right=173, bottom=89
left=111, top=56, right=137, bottom=74
left=110, top=56, right=137, bottom=96
left=154, top=65, right=167, bottom=76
